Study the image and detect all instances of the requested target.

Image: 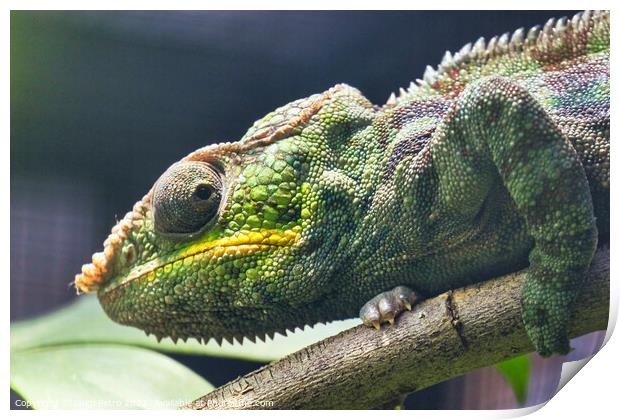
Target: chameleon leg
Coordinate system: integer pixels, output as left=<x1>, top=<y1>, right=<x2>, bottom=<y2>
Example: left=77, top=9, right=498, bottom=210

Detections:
left=360, top=286, right=422, bottom=329
left=432, top=76, right=598, bottom=357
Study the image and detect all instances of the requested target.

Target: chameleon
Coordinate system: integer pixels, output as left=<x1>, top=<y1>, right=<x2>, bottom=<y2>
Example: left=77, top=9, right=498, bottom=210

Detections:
left=75, top=10, right=609, bottom=358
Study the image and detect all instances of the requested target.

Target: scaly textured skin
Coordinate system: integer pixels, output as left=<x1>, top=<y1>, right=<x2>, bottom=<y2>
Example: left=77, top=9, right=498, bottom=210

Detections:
left=75, top=11, right=609, bottom=357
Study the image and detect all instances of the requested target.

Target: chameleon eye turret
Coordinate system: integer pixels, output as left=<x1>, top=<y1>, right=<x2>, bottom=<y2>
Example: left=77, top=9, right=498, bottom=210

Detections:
left=152, top=161, right=223, bottom=235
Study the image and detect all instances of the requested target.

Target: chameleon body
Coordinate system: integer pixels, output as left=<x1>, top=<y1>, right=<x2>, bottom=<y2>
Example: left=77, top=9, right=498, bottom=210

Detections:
left=76, top=11, right=609, bottom=357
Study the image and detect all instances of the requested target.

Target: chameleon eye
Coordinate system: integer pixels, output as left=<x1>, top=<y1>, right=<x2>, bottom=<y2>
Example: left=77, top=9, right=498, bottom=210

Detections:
left=152, top=161, right=223, bottom=234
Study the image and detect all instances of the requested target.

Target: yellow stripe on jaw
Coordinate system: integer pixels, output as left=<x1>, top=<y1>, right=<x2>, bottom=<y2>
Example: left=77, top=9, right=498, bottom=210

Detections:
left=103, top=227, right=302, bottom=293
left=178, top=227, right=301, bottom=259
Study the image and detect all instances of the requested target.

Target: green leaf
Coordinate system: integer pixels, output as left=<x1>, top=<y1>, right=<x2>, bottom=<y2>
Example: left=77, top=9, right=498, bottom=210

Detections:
left=495, top=354, right=530, bottom=405
left=11, top=295, right=360, bottom=362
left=11, top=344, right=213, bottom=409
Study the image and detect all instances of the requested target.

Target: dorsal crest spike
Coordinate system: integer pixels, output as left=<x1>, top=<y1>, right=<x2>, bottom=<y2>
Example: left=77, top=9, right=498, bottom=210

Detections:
left=423, top=65, right=437, bottom=84
left=472, top=37, right=486, bottom=56
left=543, top=17, right=556, bottom=35
left=458, top=42, right=472, bottom=56
left=497, top=32, right=510, bottom=49
left=441, top=50, right=453, bottom=67
left=510, top=28, right=525, bottom=48
left=527, top=25, right=541, bottom=44
left=555, top=16, right=568, bottom=33
left=486, top=36, right=498, bottom=54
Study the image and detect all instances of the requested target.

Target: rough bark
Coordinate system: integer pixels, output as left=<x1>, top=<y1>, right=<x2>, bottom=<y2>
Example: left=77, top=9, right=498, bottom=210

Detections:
left=186, top=247, right=609, bottom=410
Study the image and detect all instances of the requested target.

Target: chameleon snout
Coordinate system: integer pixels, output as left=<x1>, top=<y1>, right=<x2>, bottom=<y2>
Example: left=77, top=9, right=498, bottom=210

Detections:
left=74, top=199, right=148, bottom=293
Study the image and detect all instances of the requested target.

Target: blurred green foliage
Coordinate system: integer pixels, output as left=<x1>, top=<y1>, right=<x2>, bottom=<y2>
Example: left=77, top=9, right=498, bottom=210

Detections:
left=496, top=354, right=531, bottom=405
left=10, top=296, right=360, bottom=409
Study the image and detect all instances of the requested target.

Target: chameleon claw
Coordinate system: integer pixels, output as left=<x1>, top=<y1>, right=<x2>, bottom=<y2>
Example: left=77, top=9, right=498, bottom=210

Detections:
left=359, top=285, right=423, bottom=330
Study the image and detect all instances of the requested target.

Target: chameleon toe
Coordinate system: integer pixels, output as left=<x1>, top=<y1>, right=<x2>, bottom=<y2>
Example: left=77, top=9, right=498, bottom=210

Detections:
left=359, top=301, right=382, bottom=329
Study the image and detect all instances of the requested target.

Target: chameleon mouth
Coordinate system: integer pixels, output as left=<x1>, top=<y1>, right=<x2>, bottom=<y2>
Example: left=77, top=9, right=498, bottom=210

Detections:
left=95, top=228, right=312, bottom=346
left=102, top=230, right=299, bottom=293
left=97, top=228, right=301, bottom=295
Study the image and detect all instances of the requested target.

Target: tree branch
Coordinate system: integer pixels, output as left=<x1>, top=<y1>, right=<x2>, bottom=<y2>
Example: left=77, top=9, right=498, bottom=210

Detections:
left=186, top=247, right=609, bottom=410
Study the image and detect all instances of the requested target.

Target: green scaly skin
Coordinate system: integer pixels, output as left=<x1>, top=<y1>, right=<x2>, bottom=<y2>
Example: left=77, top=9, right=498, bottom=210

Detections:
left=76, top=11, right=609, bottom=357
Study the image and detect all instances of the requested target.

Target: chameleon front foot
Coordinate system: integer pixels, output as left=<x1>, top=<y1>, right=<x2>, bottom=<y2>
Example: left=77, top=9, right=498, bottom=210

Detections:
left=359, top=286, right=421, bottom=329
left=521, top=275, right=576, bottom=357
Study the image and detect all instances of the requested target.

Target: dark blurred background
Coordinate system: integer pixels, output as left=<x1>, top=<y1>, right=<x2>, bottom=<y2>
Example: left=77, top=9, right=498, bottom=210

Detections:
left=13, top=10, right=604, bottom=409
